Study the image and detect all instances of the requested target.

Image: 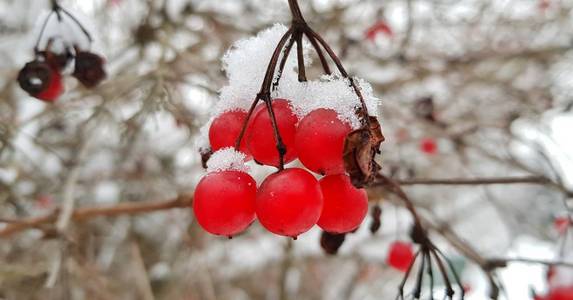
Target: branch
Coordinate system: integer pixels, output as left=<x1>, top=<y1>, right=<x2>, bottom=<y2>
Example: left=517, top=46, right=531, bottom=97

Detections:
left=0, top=195, right=191, bottom=238
left=487, top=257, right=573, bottom=269
left=397, top=176, right=552, bottom=186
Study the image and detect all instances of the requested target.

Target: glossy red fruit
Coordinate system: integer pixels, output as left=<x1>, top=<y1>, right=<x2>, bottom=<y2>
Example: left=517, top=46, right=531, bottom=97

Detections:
left=547, top=286, right=573, bottom=300
left=209, top=110, right=250, bottom=155
left=17, top=61, right=63, bottom=102
left=387, top=241, right=415, bottom=272
left=247, top=99, right=298, bottom=167
left=420, top=137, right=438, bottom=155
left=256, top=168, right=323, bottom=237
left=318, top=174, right=368, bottom=233
left=295, top=109, right=352, bottom=175
left=193, top=170, right=256, bottom=237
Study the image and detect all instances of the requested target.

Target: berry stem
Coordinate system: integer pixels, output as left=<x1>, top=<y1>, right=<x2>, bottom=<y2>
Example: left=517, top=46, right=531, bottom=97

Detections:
left=34, top=1, right=93, bottom=55
left=295, top=31, right=306, bottom=82
left=34, top=11, right=55, bottom=53
left=304, top=32, right=332, bottom=75
left=431, top=249, right=456, bottom=299
left=58, top=7, right=94, bottom=44
left=306, top=28, right=371, bottom=123
left=263, top=95, right=287, bottom=170
left=426, top=251, right=435, bottom=298
left=433, top=245, right=465, bottom=298
left=396, top=250, right=421, bottom=300
left=288, top=0, right=306, bottom=24
left=233, top=29, right=293, bottom=170
left=272, top=35, right=296, bottom=90
left=413, top=248, right=426, bottom=298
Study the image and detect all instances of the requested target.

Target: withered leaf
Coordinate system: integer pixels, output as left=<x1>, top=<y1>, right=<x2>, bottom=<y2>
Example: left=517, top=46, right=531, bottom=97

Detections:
left=320, top=231, right=346, bottom=255
left=343, top=116, right=384, bottom=188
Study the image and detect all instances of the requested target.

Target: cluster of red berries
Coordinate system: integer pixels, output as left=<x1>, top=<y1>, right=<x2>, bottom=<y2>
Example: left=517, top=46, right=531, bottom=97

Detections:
left=17, top=4, right=106, bottom=102
left=18, top=46, right=106, bottom=102
left=194, top=98, right=369, bottom=238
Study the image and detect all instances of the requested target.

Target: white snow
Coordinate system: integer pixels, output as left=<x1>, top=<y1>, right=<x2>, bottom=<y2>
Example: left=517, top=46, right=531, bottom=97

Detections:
left=206, top=147, right=249, bottom=173
left=280, top=74, right=380, bottom=129
left=199, top=23, right=382, bottom=154
left=218, top=23, right=301, bottom=114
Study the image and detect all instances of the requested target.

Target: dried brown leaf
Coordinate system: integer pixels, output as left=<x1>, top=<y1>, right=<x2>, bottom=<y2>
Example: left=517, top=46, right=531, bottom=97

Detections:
left=343, top=116, right=384, bottom=188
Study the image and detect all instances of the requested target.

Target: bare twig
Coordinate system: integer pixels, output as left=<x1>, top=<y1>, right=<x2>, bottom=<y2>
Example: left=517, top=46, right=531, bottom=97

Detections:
left=0, top=195, right=190, bottom=238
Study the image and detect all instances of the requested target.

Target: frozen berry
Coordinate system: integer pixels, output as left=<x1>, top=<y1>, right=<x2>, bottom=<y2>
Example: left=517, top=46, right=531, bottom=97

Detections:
left=73, top=50, right=106, bottom=88
left=256, top=168, right=323, bottom=238
left=318, top=174, right=368, bottom=233
left=295, top=108, right=352, bottom=175
left=247, top=99, right=298, bottom=167
left=209, top=110, right=250, bottom=155
left=193, top=170, right=257, bottom=237
left=387, top=241, right=415, bottom=272
left=17, top=60, right=63, bottom=102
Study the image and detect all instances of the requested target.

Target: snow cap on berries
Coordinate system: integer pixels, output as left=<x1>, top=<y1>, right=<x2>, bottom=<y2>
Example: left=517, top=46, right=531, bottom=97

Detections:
left=218, top=23, right=307, bottom=114
left=281, top=74, right=380, bottom=129
left=206, top=148, right=249, bottom=173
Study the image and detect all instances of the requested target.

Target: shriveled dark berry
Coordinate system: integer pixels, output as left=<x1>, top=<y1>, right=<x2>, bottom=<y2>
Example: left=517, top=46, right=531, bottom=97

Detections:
left=73, top=51, right=106, bottom=88
left=369, top=205, right=382, bottom=234
left=320, top=231, right=346, bottom=255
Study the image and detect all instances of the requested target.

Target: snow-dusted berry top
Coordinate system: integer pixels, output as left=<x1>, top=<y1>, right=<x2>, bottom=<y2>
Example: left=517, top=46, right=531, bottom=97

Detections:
left=197, top=23, right=381, bottom=153
left=206, top=148, right=249, bottom=173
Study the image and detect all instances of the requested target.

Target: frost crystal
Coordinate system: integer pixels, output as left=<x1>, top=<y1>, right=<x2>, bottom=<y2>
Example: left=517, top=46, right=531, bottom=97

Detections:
left=206, top=148, right=249, bottom=173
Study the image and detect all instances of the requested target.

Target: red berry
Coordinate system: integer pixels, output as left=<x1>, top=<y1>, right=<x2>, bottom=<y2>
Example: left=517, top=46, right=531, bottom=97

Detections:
left=547, top=286, right=573, bottom=300
left=554, top=216, right=571, bottom=235
left=247, top=99, right=298, bottom=167
left=295, top=109, right=351, bottom=175
left=17, top=61, right=63, bottom=102
left=318, top=174, right=368, bottom=233
left=419, top=138, right=438, bottom=155
left=209, top=110, right=250, bottom=155
left=387, top=241, right=415, bottom=272
left=365, top=21, right=393, bottom=41
left=193, top=170, right=256, bottom=237
left=256, top=168, right=323, bottom=237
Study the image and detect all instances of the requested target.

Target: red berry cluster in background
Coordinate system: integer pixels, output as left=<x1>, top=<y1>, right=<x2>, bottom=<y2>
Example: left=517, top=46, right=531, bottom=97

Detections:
left=534, top=282, right=573, bottom=300
left=194, top=98, right=369, bottom=239
left=17, top=5, right=106, bottom=102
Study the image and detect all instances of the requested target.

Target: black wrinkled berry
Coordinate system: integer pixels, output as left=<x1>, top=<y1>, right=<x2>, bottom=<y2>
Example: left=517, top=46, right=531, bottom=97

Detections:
left=73, top=51, right=106, bottom=88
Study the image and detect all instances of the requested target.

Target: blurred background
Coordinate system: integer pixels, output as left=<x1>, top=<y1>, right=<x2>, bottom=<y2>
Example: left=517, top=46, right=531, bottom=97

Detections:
left=0, top=0, right=572, bottom=299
